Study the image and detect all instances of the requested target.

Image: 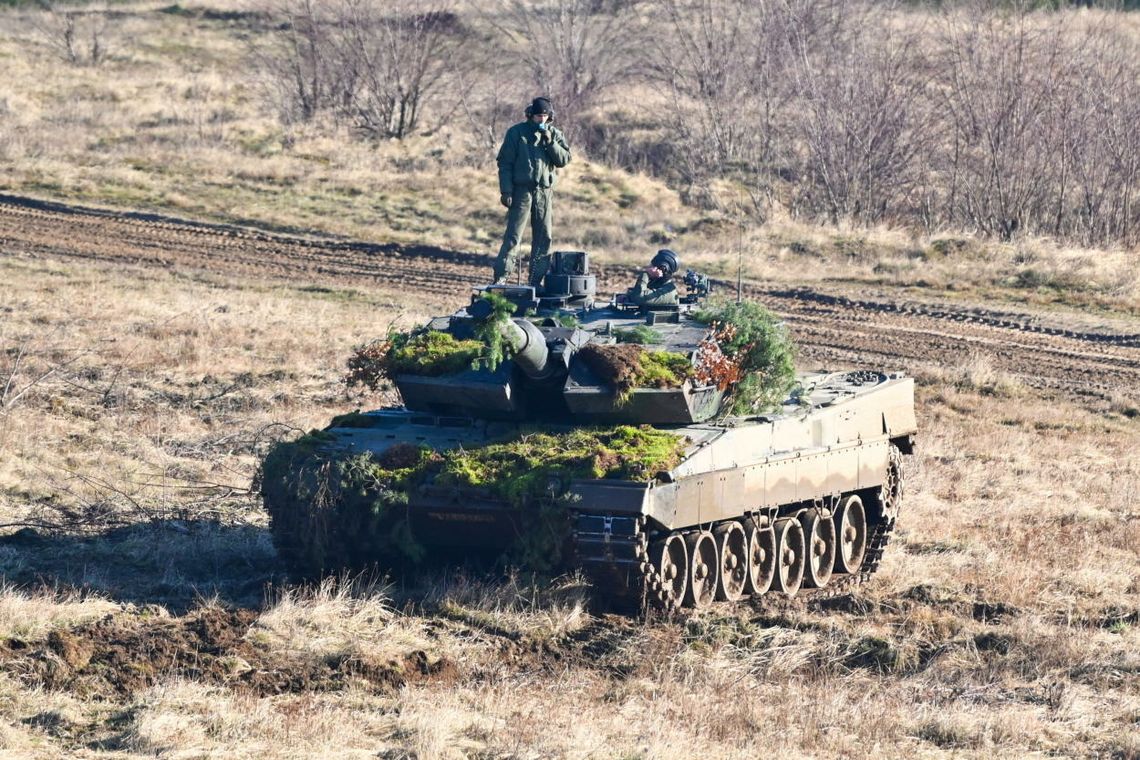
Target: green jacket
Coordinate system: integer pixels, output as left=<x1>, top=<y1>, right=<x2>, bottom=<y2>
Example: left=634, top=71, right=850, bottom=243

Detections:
left=627, top=272, right=679, bottom=307
left=497, top=121, right=571, bottom=195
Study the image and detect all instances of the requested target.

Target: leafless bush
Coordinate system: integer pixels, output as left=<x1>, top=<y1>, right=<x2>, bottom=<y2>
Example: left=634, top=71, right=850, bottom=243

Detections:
left=488, top=0, right=644, bottom=140
left=650, top=0, right=793, bottom=195
left=927, top=7, right=1140, bottom=244
left=244, top=0, right=1140, bottom=245
left=339, top=1, right=466, bottom=139
left=454, top=65, right=526, bottom=159
left=647, top=0, right=1139, bottom=244
left=31, top=4, right=114, bottom=66
left=248, top=0, right=345, bottom=124
left=934, top=11, right=1076, bottom=241
left=252, top=0, right=467, bottom=138
left=784, top=2, right=931, bottom=226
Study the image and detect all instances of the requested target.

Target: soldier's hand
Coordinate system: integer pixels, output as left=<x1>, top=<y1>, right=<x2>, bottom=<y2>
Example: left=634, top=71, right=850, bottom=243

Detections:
left=539, top=129, right=553, bottom=145
left=500, top=194, right=512, bottom=208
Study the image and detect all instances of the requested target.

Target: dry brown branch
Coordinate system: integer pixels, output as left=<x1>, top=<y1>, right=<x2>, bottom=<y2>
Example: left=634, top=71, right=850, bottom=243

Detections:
left=30, top=3, right=114, bottom=66
left=488, top=0, right=644, bottom=139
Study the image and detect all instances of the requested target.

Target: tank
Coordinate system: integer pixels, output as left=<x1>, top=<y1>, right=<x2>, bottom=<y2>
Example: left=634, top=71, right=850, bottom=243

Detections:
left=261, top=251, right=917, bottom=611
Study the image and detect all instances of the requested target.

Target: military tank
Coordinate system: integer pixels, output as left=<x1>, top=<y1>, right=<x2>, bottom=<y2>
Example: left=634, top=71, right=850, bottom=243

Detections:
left=261, top=251, right=917, bottom=611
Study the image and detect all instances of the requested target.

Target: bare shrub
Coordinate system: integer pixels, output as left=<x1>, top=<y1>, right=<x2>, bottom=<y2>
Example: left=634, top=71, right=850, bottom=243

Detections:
left=784, top=2, right=931, bottom=226
left=489, top=0, right=644, bottom=140
left=339, top=0, right=467, bottom=139
left=646, top=0, right=1140, bottom=245
left=933, top=10, right=1078, bottom=241
left=454, top=63, right=527, bottom=159
left=248, top=0, right=346, bottom=124
left=650, top=0, right=794, bottom=197
left=923, top=7, right=1140, bottom=245
left=251, top=0, right=467, bottom=138
left=31, top=4, right=114, bottom=66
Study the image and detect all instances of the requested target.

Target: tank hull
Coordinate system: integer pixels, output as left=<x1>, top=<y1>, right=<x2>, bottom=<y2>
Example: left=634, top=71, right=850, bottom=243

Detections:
left=273, top=370, right=916, bottom=609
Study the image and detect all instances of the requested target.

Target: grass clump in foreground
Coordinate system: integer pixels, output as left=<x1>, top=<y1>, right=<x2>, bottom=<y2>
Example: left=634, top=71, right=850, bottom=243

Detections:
left=260, top=425, right=687, bottom=575
left=694, top=299, right=797, bottom=415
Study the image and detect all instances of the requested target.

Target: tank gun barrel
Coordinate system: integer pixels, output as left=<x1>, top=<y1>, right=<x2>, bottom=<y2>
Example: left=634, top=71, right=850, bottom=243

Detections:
left=502, top=318, right=553, bottom=379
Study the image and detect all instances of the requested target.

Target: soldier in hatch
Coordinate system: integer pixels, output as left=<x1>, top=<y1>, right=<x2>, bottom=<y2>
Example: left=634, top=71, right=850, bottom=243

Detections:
left=492, top=97, right=572, bottom=287
left=626, top=249, right=681, bottom=307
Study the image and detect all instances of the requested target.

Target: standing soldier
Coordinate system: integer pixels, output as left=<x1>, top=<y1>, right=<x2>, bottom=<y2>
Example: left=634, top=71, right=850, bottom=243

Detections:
left=492, top=97, right=572, bottom=286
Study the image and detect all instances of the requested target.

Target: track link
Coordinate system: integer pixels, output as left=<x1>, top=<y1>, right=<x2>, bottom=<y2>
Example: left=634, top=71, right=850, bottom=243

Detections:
left=572, top=445, right=907, bottom=614
left=572, top=505, right=899, bottom=615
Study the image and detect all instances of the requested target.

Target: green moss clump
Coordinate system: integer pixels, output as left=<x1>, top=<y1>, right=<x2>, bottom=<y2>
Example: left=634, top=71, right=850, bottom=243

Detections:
left=261, top=425, right=687, bottom=576
left=694, top=299, right=797, bottom=415
left=436, top=425, right=685, bottom=505
left=614, top=325, right=663, bottom=344
left=386, top=330, right=484, bottom=376
left=345, top=330, right=483, bottom=390
left=328, top=411, right=373, bottom=428
left=636, top=350, right=694, bottom=387
left=578, top=344, right=694, bottom=402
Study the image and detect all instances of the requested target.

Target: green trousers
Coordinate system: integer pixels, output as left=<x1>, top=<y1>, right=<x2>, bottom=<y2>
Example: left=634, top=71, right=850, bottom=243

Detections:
left=493, top=186, right=552, bottom=286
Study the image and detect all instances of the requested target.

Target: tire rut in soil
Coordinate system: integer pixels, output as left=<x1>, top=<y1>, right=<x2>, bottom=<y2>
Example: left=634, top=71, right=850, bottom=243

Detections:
left=2, top=193, right=1138, bottom=405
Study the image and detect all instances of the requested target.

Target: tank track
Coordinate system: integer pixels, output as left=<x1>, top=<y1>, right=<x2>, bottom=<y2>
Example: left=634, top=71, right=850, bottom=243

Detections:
left=572, top=446, right=906, bottom=614
left=572, top=510, right=897, bottom=614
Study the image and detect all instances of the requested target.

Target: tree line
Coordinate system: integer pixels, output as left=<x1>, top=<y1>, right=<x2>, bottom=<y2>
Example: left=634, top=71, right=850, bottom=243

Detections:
left=36, top=0, right=1140, bottom=247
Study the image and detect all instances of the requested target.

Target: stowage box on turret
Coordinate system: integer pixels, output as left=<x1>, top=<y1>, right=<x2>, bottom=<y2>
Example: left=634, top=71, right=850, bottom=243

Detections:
left=262, top=252, right=917, bottom=611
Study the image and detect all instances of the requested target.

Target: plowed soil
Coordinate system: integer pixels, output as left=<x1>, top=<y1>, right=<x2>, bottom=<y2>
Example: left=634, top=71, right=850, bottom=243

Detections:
left=2, top=192, right=1138, bottom=406
left=0, top=606, right=454, bottom=699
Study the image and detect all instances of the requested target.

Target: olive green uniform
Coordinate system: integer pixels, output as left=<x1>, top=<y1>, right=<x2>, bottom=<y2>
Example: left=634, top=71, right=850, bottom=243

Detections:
left=494, top=121, right=571, bottom=285
left=626, top=272, right=679, bottom=307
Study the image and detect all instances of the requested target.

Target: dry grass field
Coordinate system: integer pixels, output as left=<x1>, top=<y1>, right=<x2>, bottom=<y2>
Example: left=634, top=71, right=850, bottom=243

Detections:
left=0, top=249, right=1137, bottom=758
left=1, top=2, right=1137, bottom=316
left=1, top=1, right=1139, bottom=758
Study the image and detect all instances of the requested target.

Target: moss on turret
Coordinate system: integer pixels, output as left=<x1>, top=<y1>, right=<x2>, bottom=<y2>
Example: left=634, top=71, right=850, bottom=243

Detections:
left=578, top=344, right=694, bottom=401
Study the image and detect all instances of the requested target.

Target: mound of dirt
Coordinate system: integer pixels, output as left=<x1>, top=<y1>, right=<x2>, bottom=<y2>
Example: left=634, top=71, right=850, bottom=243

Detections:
left=0, top=606, right=453, bottom=700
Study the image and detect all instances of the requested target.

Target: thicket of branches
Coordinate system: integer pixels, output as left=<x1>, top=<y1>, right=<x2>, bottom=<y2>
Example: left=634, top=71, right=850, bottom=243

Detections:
left=250, top=0, right=1140, bottom=246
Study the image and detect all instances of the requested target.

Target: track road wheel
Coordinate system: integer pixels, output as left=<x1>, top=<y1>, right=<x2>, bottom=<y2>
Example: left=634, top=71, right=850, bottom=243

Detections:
left=800, top=510, right=836, bottom=589
left=683, top=531, right=718, bottom=609
left=772, top=518, right=805, bottom=596
left=650, top=534, right=688, bottom=611
left=744, top=524, right=776, bottom=596
left=714, top=522, right=747, bottom=602
left=833, top=495, right=868, bottom=574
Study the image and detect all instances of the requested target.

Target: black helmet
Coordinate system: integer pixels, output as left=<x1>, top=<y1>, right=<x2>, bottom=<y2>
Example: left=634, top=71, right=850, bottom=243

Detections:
left=525, top=97, right=554, bottom=118
left=651, top=249, right=679, bottom=277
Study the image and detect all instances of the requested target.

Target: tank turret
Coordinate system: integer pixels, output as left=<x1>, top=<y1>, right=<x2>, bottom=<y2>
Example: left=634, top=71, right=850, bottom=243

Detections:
left=391, top=251, right=725, bottom=424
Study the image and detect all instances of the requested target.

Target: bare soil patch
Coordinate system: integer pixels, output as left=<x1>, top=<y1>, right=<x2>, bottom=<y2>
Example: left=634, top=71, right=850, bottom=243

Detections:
left=0, top=605, right=454, bottom=700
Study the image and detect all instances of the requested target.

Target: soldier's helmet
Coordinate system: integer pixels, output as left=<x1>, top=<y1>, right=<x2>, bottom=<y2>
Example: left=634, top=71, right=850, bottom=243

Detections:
left=525, top=97, right=554, bottom=118
left=651, top=249, right=680, bottom=277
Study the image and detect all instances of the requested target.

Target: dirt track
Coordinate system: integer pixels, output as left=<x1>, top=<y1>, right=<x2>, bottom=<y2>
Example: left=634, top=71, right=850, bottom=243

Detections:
left=2, top=192, right=1138, bottom=406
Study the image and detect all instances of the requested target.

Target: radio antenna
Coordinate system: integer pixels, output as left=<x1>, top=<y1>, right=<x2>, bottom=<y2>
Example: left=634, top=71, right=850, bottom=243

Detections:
left=737, top=191, right=745, bottom=303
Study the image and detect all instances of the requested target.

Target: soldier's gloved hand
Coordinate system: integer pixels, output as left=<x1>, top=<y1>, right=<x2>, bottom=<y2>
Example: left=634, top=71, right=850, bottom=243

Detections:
left=500, top=194, right=512, bottom=208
